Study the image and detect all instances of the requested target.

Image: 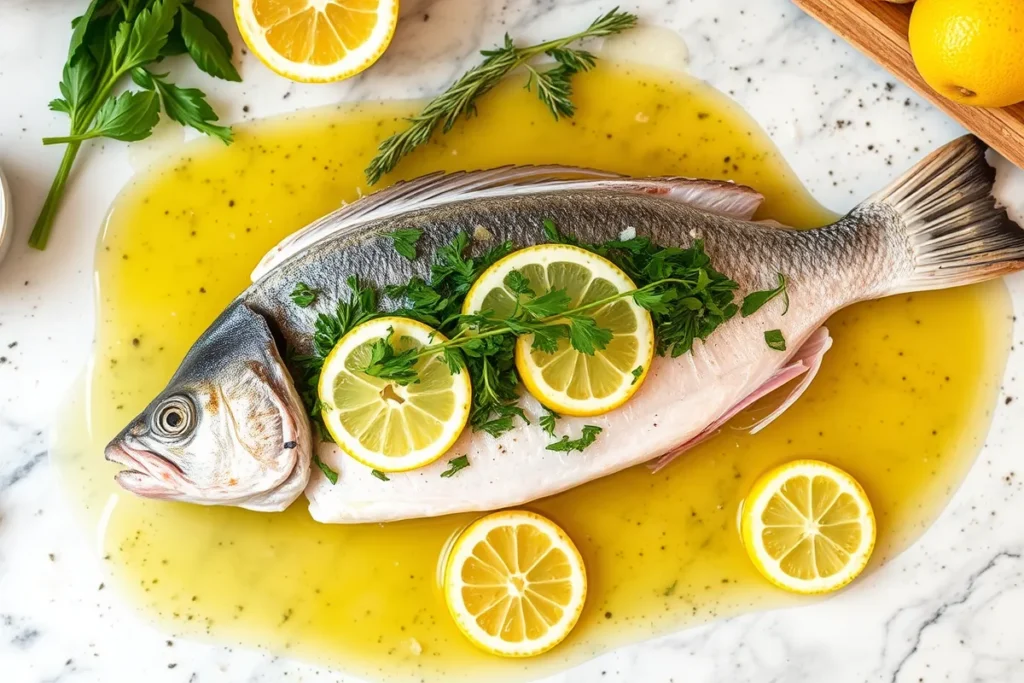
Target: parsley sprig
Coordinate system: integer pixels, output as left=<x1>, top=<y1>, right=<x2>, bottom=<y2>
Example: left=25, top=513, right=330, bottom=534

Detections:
left=31, top=0, right=238, bottom=250
left=368, top=222, right=739, bottom=436
left=364, top=8, right=637, bottom=185
left=289, top=220, right=744, bottom=480
left=287, top=275, right=379, bottom=483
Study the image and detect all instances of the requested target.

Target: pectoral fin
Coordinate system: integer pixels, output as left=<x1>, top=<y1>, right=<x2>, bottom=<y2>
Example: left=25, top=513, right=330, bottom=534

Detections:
left=649, top=327, right=833, bottom=473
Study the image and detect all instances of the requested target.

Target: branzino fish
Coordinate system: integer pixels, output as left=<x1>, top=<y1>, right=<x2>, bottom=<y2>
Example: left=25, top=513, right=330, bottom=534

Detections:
left=105, top=135, right=1024, bottom=521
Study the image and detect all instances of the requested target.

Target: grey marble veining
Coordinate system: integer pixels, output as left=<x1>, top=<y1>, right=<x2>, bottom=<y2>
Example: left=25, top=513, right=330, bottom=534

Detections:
left=1, top=0, right=1024, bottom=681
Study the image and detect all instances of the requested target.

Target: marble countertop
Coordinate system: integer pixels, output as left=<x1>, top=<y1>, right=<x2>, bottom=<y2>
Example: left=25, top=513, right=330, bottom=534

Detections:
left=2, top=0, right=1024, bottom=681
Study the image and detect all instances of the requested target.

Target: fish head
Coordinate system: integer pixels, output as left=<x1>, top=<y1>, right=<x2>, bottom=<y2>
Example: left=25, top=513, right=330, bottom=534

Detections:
left=105, top=304, right=312, bottom=512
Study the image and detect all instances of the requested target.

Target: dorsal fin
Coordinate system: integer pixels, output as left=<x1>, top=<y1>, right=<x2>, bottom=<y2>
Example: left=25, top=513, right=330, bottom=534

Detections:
left=251, top=166, right=764, bottom=281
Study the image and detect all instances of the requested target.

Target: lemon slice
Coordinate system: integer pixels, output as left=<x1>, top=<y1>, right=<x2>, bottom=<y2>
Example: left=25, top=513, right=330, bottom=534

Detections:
left=317, top=317, right=471, bottom=472
left=462, top=244, right=654, bottom=417
left=234, top=0, right=399, bottom=83
left=444, top=510, right=587, bottom=657
left=740, top=460, right=876, bottom=594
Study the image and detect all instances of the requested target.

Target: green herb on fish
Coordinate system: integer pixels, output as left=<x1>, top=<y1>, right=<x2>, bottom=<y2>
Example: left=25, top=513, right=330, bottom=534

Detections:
left=365, top=240, right=735, bottom=383
left=541, top=218, right=740, bottom=356
left=31, top=0, right=239, bottom=250
left=371, top=469, right=390, bottom=482
left=631, top=366, right=644, bottom=385
left=440, top=455, right=471, bottom=478
left=290, top=282, right=320, bottom=308
left=296, top=222, right=741, bottom=481
left=287, top=275, right=380, bottom=475
left=314, top=455, right=338, bottom=484
left=764, top=329, right=786, bottom=351
left=547, top=425, right=603, bottom=453
left=539, top=408, right=560, bottom=437
left=385, top=228, right=423, bottom=260
left=741, top=273, right=789, bottom=317
left=363, top=8, right=638, bottom=185
left=368, top=223, right=741, bottom=430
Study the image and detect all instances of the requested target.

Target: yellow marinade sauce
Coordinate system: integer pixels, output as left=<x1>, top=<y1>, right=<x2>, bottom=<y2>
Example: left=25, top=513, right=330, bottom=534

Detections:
left=53, top=64, right=1012, bottom=682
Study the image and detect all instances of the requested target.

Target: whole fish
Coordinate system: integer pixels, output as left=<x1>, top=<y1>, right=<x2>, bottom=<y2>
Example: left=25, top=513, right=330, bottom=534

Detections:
left=106, top=135, right=1024, bottom=521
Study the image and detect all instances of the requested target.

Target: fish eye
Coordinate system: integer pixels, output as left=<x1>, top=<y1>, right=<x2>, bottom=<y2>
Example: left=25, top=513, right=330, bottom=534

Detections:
left=153, top=396, right=195, bottom=438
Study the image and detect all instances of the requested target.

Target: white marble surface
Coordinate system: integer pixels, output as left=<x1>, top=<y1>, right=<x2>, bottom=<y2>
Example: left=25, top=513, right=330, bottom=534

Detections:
left=2, top=0, right=1024, bottom=682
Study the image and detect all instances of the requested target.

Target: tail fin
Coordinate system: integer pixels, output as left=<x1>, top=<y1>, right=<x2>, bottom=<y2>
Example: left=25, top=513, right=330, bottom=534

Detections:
left=871, top=135, right=1024, bottom=294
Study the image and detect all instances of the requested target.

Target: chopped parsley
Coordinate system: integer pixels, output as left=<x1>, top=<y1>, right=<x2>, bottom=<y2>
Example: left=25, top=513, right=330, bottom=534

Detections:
left=440, top=455, right=471, bottom=478
left=547, top=425, right=602, bottom=453
left=741, top=273, right=788, bottom=317
left=289, top=282, right=320, bottom=308
left=764, top=329, right=786, bottom=351
left=385, top=228, right=423, bottom=260
left=539, top=407, right=560, bottom=437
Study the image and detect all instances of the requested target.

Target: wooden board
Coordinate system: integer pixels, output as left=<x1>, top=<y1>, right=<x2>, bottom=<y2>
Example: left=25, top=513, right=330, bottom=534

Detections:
left=793, top=0, right=1024, bottom=169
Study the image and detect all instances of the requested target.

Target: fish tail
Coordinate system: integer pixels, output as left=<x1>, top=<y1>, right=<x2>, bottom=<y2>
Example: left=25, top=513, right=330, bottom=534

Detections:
left=864, top=134, right=1024, bottom=295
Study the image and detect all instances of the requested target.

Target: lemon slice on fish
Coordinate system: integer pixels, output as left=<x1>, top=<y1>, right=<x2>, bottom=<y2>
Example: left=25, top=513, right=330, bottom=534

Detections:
left=463, top=244, right=654, bottom=416
left=318, top=317, right=471, bottom=472
left=740, top=460, right=876, bottom=594
left=444, top=510, right=587, bottom=657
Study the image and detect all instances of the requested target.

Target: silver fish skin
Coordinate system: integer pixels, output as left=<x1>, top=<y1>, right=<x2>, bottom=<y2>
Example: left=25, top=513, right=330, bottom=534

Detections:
left=105, top=136, right=1024, bottom=517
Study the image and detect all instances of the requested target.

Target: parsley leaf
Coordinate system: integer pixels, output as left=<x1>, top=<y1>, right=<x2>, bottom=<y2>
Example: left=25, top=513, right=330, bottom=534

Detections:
left=363, top=327, right=420, bottom=385
left=290, top=282, right=319, bottom=308
left=631, top=365, right=643, bottom=385
left=313, top=454, right=338, bottom=484
left=386, top=228, right=423, bottom=260
left=539, top=408, right=560, bottom=436
left=543, top=217, right=578, bottom=245
left=521, top=289, right=571, bottom=318
left=567, top=315, right=613, bottom=355
left=179, top=4, right=240, bottom=82
left=146, top=72, right=232, bottom=143
left=124, top=0, right=178, bottom=69
left=85, top=89, right=161, bottom=141
left=503, top=269, right=535, bottom=297
left=741, top=273, right=788, bottom=317
left=529, top=324, right=567, bottom=354
left=764, top=329, right=787, bottom=351
left=475, top=403, right=529, bottom=438
left=440, top=455, right=471, bottom=478
left=547, top=425, right=602, bottom=452
left=55, top=52, right=99, bottom=121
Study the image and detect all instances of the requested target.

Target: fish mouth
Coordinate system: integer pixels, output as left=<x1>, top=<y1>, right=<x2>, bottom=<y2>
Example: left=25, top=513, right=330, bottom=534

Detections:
left=105, top=441, right=186, bottom=499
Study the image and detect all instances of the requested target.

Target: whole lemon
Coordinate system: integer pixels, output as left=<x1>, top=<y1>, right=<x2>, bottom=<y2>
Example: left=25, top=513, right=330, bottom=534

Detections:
left=909, top=0, right=1024, bottom=107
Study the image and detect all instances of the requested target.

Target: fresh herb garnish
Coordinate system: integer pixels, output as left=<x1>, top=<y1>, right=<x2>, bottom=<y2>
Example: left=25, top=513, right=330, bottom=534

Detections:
left=631, top=366, right=644, bottom=385
left=764, top=329, right=787, bottom=351
left=314, top=456, right=338, bottom=484
left=539, top=408, right=560, bottom=436
left=440, top=455, right=471, bottom=478
left=363, top=8, right=637, bottom=185
left=741, top=273, right=789, bottom=317
left=547, top=425, right=603, bottom=453
left=295, top=221, right=742, bottom=482
left=371, top=469, right=390, bottom=482
left=385, top=228, right=423, bottom=260
left=286, top=276, right=381, bottom=485
left=290, top=282, right=320, bottom=308
left=364, top=233, right=737, bottom=383
left=32, top=0, right=238, bottom=250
